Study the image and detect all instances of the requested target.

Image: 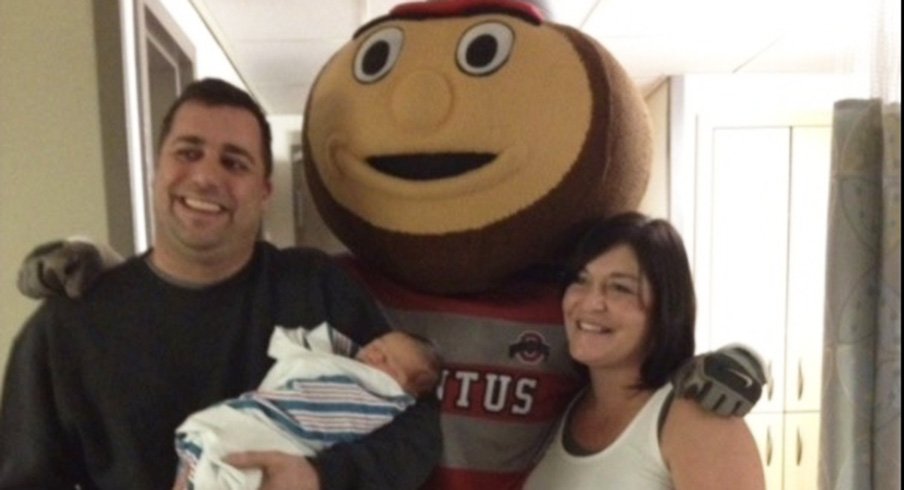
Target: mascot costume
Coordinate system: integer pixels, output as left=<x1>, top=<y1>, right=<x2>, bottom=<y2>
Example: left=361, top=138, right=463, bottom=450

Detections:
left=17, top=1, right=765, bottom=488
left=303, top=1, right=654, bottom=486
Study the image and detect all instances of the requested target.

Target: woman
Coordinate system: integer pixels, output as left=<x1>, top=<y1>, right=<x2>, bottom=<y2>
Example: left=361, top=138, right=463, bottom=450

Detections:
left=523, top=212, right=764, bottom=489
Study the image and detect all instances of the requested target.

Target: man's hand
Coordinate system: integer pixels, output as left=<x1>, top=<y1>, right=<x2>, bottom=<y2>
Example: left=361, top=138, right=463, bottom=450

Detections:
left=225, top=451, right=320, bottom=490
left=17, top=237, right=122, bottom=299
left=672, top=344, right=768, bottom=417
left=171, top=464, right=189, bottom=490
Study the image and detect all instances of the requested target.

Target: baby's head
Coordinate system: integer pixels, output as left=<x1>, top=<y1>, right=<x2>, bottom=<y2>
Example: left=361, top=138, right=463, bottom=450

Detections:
left=356, top=331, right=442, bottom=398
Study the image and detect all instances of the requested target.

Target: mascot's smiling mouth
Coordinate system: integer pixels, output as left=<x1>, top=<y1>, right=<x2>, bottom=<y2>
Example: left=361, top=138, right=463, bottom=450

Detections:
left=367, top=153, right=496, bottom=180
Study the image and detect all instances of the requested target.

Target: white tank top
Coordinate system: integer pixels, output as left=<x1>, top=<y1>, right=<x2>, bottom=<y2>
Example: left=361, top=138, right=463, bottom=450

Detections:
left=522, top=384, right=674, bottom=490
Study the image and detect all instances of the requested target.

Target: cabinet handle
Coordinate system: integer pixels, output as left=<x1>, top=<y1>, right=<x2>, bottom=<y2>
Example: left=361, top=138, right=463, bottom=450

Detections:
left=797, top=359, right=804, bottom=400
left=766, top=426, right=773, bottom=466
left=796, top=427, right=803, bottom=465
left=766, top=361, right=774, bottom=401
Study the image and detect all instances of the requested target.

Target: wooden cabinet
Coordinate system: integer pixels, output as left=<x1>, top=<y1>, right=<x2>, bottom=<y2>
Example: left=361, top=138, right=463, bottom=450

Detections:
left=783, top=412, right=821, bottom=489
left=746, top=412, right=821, bottom=490
left=746, top=413, right=785, bottom=490
left=698, top=119, right=828, bottom=490
left=667, top=74, right=862, bottom=489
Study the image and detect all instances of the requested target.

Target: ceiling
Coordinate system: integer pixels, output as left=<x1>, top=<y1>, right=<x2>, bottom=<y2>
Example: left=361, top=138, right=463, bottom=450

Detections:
left=189, top=0, right=865, bottom=116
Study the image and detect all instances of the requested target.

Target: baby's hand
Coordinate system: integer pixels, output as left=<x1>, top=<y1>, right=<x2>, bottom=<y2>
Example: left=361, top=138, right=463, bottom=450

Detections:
left=171, top=464, right=189, bottom=490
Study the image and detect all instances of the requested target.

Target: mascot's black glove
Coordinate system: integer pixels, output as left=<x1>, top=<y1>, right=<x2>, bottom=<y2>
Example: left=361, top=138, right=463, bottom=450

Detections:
left=17, top=238, right=123, bottom=299
left=671, top=344, right=767, bottom=417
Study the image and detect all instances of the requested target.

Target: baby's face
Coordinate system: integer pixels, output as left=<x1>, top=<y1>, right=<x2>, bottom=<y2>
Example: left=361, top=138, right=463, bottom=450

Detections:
left=356, top=332, right=430, bottom=396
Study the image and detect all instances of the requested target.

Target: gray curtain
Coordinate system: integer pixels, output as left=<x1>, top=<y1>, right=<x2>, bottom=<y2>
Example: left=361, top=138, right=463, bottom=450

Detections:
left=820, top=99, right=901, bottom=489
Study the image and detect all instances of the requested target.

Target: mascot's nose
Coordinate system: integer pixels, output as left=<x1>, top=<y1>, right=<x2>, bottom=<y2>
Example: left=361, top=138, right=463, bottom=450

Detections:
left=390, top=70, right=452, bottom=130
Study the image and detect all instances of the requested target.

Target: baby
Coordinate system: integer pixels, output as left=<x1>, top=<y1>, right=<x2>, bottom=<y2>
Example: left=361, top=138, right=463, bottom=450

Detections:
left=174, top=323, right=441, bottom=490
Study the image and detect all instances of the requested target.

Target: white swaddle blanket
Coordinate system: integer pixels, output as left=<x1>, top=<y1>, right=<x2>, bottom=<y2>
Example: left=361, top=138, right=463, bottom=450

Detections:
left=175, top=323, right=414, bottom=490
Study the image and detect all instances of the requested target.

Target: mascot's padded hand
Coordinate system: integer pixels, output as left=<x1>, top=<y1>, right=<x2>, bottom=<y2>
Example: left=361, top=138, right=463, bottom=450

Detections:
left=17, top=238, right=123, bottom=299
left=671, top=344, right=768, bottom=417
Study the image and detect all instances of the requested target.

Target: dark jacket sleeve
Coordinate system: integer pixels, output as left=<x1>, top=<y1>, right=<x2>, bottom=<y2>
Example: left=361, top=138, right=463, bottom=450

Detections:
left=313, top=395, right=442, bottom=490
left=0, top=304, right=83, bottom=489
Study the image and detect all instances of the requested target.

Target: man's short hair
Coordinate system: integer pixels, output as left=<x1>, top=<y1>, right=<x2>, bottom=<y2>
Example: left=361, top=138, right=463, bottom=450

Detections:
left=157, top=78, right=273, bottom=177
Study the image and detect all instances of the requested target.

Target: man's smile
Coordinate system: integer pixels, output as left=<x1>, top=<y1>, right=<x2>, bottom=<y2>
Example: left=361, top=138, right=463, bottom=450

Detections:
left=177, top=195, right=228, bottom=214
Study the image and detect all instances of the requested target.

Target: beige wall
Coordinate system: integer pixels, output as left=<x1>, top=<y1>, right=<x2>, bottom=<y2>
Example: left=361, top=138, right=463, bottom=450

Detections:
left=264, top=115, right=310, bottom=249
left=638, top=80, right=670, bottom=219
left=0, top=0, right=129, bottom=393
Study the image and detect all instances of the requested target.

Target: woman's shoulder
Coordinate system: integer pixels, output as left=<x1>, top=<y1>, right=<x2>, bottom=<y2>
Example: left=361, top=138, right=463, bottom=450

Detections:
left=660, top=394, right=764, bottom=489
left=662, top=395, right=752, bottom=443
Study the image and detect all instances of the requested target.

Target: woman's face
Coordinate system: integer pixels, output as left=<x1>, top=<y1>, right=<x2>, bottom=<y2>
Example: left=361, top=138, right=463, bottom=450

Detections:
left=562, top=243, right=654, bottom=372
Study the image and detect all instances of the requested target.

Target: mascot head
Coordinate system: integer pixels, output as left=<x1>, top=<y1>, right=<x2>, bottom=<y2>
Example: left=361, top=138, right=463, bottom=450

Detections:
left=303, top=0, right=651, bottom=294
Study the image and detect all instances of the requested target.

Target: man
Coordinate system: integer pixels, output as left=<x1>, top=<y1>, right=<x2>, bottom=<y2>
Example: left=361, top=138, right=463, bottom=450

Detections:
left=0, top=78, right=440, bottom=490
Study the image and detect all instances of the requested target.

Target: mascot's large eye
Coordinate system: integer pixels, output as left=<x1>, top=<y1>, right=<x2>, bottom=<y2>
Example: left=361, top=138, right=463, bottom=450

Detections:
left=354, top=27, right=404, bottom=83
left=456, top=22, right=514, bottom=76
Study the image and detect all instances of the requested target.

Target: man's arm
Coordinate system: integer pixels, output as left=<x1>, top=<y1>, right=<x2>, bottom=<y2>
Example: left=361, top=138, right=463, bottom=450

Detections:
left=312, top=257, right=443, bottom=489
left=671, top=344, right=767, bottom=416
left=225, top=397, right=442, bottom=490
left=0, top=306, right=83, bottom=489
left=312, top=395, right=442, bottom=490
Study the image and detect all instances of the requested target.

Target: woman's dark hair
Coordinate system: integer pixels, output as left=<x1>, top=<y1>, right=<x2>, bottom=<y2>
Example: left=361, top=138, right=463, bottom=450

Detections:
left=157, top=78, right=273, bottom=177
left=562, top=212, right=696, bottom=389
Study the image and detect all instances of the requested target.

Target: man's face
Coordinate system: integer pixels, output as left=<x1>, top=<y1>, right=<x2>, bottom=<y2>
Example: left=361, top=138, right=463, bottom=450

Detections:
left=152, top=101, right=271, bottom=266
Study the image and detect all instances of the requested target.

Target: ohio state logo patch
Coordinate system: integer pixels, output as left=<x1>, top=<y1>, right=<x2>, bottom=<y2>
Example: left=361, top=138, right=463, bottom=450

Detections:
left=508, top=331, right=550, bottom=365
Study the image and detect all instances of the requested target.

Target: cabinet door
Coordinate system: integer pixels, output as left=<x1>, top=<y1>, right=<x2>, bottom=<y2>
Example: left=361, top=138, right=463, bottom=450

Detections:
left=783, top=412, right=821, bottom=490
left=693, top=115, right=831, bottom=415
left=698, top=124, right=792, bottom=414
left=745, top=412, right=784, bottom=490
left=784, top=127, right=831, bottom=412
